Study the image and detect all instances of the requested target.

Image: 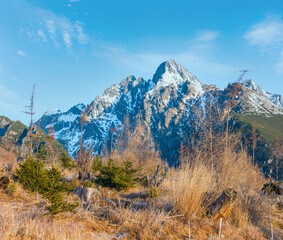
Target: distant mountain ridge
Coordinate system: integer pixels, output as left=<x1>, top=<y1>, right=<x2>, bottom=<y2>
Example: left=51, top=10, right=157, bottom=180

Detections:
left=242, top=79, right=283, bottom=108
left=37, top=60, right=283, bottom=164
left=0, top=115, right=65, bottom=157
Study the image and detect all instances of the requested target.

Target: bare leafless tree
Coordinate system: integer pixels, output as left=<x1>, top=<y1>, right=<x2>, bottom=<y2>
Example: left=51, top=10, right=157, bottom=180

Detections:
left=114, top=115, right=161, bottom=175
left=78, top=106, right=89, bottom=172
left=185, top=92, right=223, bottom=173
left=110, top=125, right=122, bottom=158
left=249, top=121, right=261, bottom=165
left=272, top=137, right=281, bottom=181
left=224, top=70, right=248, bottom=148
left=23, top=84, right=35, bottom=156
left=47, top=121, right=56, bottom=164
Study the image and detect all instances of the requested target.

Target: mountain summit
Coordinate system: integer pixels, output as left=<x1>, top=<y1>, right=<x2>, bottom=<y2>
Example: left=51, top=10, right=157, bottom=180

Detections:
left=152, top=60, right=200, bottom=84
left=37, top=60, right=283, bottom=163
left=242, top=79, right=283, bottom=108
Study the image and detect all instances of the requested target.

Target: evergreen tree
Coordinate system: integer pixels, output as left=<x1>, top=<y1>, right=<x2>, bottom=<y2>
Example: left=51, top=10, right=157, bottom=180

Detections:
left=95, top=158, right=136, bottom=190
left=16, top=157, right=78, bottom=215
left=43, top=166, right=78, bottom=215
left=60, top=151, right=76, bottom=169
left=36, top=143, right=47, bottom=161
left=16, top=156, right=46, bottom=193
left=92, top=155, right=102, bottom=173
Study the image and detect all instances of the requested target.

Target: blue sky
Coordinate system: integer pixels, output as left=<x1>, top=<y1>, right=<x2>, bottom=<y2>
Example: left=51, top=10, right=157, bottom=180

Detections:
left=0, top=0, right=283, bottom=124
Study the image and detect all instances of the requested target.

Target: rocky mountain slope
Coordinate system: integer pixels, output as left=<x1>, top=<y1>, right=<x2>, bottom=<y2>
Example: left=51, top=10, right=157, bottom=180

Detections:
left=0, top=115, right=65, bottom=157
left=37, top=60, right=283, bottom=164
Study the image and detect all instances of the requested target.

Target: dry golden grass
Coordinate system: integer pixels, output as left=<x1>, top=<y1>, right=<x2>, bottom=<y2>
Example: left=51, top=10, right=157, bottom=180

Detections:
left=1, top=133, right=282, bottom=239
left=169, top=162, right=215, bottom=218
left=1, top=183, right=281, bottom=240
left=167, top=147, right=265, bottom=217
left=0, top=187, right=116, bottom=240
left=161, top=142, right=283, bottom=240
left=0, top=146, right=18, bottom=176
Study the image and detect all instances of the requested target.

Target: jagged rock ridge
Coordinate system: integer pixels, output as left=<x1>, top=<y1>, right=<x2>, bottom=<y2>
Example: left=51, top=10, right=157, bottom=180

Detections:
left=37, top=60, right=283, bottom=164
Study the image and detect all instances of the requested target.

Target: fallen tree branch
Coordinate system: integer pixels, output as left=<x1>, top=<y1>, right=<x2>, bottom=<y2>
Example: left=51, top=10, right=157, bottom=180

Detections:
left=206, top=188, right=237, bottom=221
left=165, top=214, right=184, bottom=219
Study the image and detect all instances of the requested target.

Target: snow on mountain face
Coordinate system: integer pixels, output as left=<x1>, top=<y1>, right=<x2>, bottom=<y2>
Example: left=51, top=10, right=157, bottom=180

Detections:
left=43, top=108, right=61, bottom=116
left=149, top=59, right=203, bottom=97
left=152, top=60, right=197, bottom=84
left=242, top=79, right=283, bottom=109
left=38, top=103, right=87, bottom=154
left=268, top=94, right=283, bottom=108
left=242, top=79, right=266, bottom=95
left=85, top=75, right=136, bottom=120
left=37, top=60, right=283, bottom=162
left=238, top=88, right=283, bottom=116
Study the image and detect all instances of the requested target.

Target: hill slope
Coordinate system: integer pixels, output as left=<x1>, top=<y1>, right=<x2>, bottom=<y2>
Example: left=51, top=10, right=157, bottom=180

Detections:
left=0, top=115, right=66, bottom=158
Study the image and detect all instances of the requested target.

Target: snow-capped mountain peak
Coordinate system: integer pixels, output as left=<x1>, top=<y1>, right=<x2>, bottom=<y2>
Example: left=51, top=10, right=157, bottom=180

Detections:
left=37, top=60, right=283, bottom=161
left=43, top=108, right=61, bottom=116
left=242, top=79, right=266, bottom=95
left=148, top=60, right=203, bottom=98
left=119, top=75, right=136, bottom=87
left=242, top=79, right=283, bottom=108
left=152, top=60, right=200, bottom=84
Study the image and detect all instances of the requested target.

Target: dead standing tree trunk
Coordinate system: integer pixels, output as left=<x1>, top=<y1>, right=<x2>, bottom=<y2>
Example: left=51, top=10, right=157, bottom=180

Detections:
left=23, top=84, right=35, bottom=156
left=249, top=121, right=260, bottom=166
left=224, top=70, right=248, bottom=149
left=150, top=162, right=168, bottom=187
left=78, top=107, right=90, bottom=180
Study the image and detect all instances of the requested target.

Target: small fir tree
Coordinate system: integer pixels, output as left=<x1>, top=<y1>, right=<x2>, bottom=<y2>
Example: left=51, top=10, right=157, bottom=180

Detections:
left=95, top=158, right=136, bottom=190
left=42, top=166, right=78, bottom=215
left=92, top=155, right=103, bottom=173
left=60, top=151, right=76, bottom=169
left=16, top=157, right=78, bottom=215
left=36, top=143, right=47, bottom=161
left=16, top=156, right=46, bottom=193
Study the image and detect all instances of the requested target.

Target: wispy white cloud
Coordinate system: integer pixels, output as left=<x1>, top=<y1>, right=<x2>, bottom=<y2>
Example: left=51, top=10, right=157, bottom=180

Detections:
left=17, top=50, right=27, bottom=56
left=63, top=32, right=72, bottom=48
left=45, top=20, right=56, bottom=36
left=244, top=14, right=283, bottom=49
left=75, top=21, right=88, bottom=44
left=189, top=30, right=220, bottom=52
left=195, top=31, right=220, bottom=42
left=245, top=15, right=283, bottom=75
left=37, top=30, right=47, bottom=42
left=20, top=1, right=88, bottom=49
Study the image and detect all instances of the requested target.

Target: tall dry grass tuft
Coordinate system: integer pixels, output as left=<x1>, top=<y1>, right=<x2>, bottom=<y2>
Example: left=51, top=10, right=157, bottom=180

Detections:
left=167, top=133, right=266, bottom=227
left=228, top=186, right=269, bottom=227
left=170, top=162, right=215, bottom=218
left=215, top=149, right=264, bottom=190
